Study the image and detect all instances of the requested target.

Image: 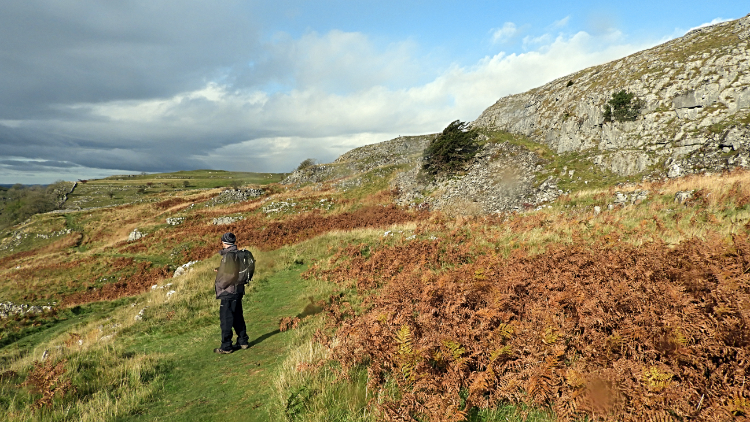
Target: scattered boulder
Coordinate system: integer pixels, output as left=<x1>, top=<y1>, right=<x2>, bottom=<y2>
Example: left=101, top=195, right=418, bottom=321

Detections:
left=134, top=308, right=147, bottom=321
left=128, top=228, right=146, bottom=241
left=613, top=190, right=649, bottom=207
left=0, top=301, right=53, bottom=319
left=166, top=217, right=185, bottom=226
left=675, top=190, right=694, bottom=203
left=173, top=260, right=199, bottom=278
left=667, top=163, right=683, bottom=178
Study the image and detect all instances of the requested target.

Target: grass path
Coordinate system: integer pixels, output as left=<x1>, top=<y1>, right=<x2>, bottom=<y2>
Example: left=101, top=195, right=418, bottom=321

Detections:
left=121, top=266, right=315, bottom=421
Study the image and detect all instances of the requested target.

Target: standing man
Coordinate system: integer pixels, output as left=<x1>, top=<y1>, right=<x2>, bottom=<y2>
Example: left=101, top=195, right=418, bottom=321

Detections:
left=214, top=232, right=250, bottom=354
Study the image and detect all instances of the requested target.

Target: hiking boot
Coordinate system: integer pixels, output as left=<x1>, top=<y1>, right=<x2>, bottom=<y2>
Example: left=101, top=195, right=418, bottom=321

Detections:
left=240, top=344, right=250, bottom=350
left=214, top=348, right=233, bottom=354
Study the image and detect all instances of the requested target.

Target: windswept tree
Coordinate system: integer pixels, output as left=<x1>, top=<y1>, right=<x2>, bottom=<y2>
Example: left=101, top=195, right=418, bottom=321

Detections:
left=422, top=120, right=480, bottom=176
left=296, top=158, right=317, bottom=172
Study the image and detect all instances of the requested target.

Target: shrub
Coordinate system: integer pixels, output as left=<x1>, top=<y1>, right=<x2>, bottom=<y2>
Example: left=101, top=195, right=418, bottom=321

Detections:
left=603, top=90, right=644, bottom=122
left=296, top=158, right=317, bottom=172
left=422, top=120, right=480, bottom=176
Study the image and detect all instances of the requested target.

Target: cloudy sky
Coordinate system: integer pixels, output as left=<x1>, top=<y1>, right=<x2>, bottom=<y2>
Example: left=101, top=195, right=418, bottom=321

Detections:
left=1, top=1, right=747, bottom=184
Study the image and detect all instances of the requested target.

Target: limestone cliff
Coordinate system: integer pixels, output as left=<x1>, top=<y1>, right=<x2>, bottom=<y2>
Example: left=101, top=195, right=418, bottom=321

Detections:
left=472, top=14, right=750, bottom=177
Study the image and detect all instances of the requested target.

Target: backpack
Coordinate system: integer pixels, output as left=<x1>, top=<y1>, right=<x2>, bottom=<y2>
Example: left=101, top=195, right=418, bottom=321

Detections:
left=235, top=249, right=255, bottom=285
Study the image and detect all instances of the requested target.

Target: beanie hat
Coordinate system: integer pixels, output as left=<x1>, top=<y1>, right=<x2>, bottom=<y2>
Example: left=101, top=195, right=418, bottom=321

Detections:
left=221, top=232, right=236, bottom=245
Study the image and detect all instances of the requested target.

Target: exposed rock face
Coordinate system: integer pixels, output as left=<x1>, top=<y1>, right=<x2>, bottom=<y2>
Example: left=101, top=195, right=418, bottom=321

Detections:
left=392, top=142, right=562, bottom=213
left=212, top=216, right=243, bottom=225
left=472, top=14, right=750, bottom=178
left=207, top=188, right=264, bottom=206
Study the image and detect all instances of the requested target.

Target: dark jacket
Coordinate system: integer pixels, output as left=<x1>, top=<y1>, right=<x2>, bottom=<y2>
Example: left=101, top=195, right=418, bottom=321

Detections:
left=215, top=245, right=244, bottom=300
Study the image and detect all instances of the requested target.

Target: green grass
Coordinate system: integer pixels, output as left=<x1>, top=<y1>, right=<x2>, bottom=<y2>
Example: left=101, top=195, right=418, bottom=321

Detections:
left=120, top=266, right=316, bottom=421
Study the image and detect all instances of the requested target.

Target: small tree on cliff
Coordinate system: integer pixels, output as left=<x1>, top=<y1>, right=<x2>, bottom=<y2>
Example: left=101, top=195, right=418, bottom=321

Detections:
left=296, top=158, right=316, bottom=172
left=422, top=120, right=480, bottom=176
left=603, top=90, right=644, bottom=123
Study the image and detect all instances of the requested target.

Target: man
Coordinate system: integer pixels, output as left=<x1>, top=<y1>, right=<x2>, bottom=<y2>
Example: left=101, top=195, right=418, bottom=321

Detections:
left=213, top=232, right=250, bottom=354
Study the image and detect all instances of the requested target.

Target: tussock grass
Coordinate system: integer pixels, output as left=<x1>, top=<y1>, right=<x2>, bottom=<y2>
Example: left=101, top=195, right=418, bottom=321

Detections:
left=272, top=324, right=373, bottom=422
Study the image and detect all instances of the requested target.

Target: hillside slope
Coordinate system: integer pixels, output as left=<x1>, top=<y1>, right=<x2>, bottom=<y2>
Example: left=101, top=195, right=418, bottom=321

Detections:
left=3, top=14, right=750, bottom=422
left=286, top=14, right=750, bottom=214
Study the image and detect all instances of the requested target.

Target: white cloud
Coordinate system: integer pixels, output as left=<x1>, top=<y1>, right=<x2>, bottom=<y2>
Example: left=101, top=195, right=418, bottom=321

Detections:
left=491, top=22, right=518, bottom=44
left=550, top=16, right=570, bottom=29
left=256, top=30, right=424, bottom=92
left=522, top=33, right=553, bottom=49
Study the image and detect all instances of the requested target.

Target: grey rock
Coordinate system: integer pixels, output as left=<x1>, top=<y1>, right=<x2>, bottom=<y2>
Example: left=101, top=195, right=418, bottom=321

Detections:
left=613, top=190, right=648, bottom=206
left=675, top=191, right=694, bottom=203
left=128, top=229, right=145, bottom=241
left=667, top=163, right=683, bottom=178
left=212, top=216, right=244, bottom=225
left=0, top=301, right=54, bottom=319
left=173, top=260, right=199, bottom=278
left=282, top=135, right=432, bottom=186
left=207, top=188, right=264, bottom=206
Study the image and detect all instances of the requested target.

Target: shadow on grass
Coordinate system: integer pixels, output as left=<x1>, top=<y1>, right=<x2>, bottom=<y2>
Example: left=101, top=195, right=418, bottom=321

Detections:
left=242, top=296, right=327, bottom=350
left=247, top=329, right=281, bottom=348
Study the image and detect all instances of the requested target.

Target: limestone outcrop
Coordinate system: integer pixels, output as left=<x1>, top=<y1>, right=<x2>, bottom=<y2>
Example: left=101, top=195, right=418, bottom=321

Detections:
left=472, top=14, right=750, bottom=178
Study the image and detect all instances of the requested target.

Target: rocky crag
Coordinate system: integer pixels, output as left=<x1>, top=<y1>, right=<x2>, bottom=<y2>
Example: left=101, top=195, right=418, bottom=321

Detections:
left=284, top=14, right=750, bottom=212
left=282, top=135, right=433, bottom=187
left=473, top=14, right=750, bottom=178
left=392, top=141, right=562, bottom=213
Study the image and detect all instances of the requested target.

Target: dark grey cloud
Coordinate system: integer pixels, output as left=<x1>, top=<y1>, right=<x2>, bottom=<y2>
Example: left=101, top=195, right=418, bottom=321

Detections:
left=0, top=1, right=261, bottom=119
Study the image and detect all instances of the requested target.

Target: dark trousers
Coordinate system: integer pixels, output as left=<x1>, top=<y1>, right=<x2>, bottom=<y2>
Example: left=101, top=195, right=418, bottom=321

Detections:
left=219, top=297, right=249, bottom=351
